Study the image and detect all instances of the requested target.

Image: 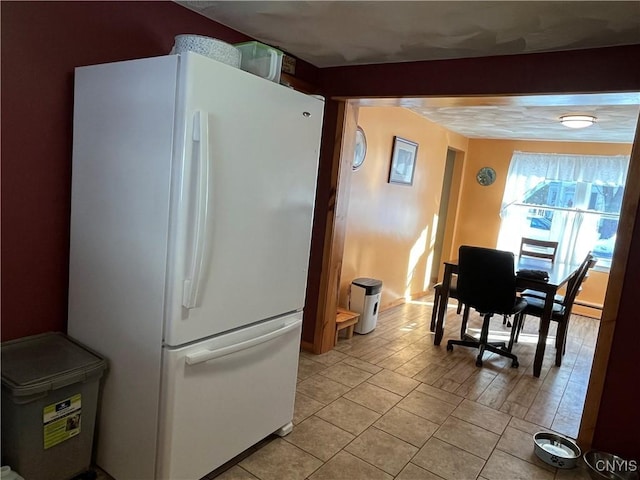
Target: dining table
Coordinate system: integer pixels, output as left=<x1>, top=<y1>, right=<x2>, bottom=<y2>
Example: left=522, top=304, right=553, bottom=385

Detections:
left=433, top=255, right=582, bottom=377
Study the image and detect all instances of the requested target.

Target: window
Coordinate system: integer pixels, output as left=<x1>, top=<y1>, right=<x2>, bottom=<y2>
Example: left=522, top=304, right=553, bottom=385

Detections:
left=497, top=152, right=630, bottom=269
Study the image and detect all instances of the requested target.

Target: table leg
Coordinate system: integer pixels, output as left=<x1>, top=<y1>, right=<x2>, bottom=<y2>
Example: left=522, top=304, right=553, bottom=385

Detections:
left=533, top=292, right=554, bottom=377
left=434, top=263, right=453, bottom=345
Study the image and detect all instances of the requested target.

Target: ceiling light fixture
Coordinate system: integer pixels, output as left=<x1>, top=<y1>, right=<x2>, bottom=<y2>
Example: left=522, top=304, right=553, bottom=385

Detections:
left=560, top=115, right=597, bottom=129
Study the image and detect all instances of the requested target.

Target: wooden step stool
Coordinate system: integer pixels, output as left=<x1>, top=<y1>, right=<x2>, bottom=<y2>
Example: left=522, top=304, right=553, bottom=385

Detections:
left=335, top=307, right=360, bottom=345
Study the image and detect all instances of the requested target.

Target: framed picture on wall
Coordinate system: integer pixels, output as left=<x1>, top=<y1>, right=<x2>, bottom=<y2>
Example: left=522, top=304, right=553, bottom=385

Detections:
left=388, top=136, right=418, bottom=185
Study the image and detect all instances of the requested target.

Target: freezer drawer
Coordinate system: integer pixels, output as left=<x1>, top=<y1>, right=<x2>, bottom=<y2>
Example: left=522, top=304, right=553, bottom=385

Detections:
left=156, top=313, right=302, bottom=480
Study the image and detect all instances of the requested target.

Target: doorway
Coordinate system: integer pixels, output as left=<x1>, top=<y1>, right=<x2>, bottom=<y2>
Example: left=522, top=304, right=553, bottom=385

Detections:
left=430, top=148, right=458, bottom=286
left=311, top=97, right=639, bottom=452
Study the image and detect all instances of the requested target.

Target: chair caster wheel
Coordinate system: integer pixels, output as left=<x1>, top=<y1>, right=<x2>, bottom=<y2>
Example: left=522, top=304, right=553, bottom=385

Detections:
left=511, top=360, right=519, bottom=368
left=475, top=358, right=483, bottom=367
left=446, top=344, right=453, bottom=352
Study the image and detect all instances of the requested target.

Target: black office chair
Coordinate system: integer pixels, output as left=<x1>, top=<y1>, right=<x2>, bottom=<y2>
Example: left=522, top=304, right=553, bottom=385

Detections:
left=446, top=246, right=527, bottom=368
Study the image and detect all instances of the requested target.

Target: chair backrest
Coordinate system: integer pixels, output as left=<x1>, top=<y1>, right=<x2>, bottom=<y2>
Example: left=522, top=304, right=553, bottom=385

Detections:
left=575, top=257, right=597, bottom=298
left=457, top=246, right=517, bottom=314
left=519, top=237, right=559, bottom=263
left=561, top=252, right=595, bottom=316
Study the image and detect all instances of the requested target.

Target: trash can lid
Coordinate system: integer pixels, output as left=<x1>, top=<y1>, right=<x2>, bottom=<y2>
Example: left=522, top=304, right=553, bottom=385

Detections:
left=352, top=277, right=383, bottom=288
left=352, top=277, right=383, bottom=295
left=1, top=332, right=107, bottom=397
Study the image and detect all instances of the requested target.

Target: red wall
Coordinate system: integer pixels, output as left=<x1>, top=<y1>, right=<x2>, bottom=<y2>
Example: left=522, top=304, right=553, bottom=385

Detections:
left=320, top=44, right=640, bottom=97
left=0, top=1, right=318, bottom=340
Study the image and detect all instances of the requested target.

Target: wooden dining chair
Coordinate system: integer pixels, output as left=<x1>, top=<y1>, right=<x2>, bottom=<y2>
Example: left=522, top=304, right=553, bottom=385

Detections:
left=519, top=237, right=559, bottom=262
left=520, top=251, right=595, bottom=305
left=503, top=237, right=560, bottom=327
left=513, top=252, right=595, bottom=367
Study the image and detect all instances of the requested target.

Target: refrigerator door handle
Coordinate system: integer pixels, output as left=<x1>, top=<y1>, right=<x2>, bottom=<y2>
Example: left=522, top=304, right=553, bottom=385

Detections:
left=184, top=320, right=300, bottom=365
left=183, top=110, right=212, bottom=309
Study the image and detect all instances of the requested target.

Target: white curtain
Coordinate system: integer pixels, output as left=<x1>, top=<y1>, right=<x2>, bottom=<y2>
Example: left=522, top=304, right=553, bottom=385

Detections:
left=497, top=152, right=630, bottom=264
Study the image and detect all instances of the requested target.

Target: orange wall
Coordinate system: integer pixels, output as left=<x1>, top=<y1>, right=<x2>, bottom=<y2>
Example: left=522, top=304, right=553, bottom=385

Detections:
left=341, top=115, right=632, bottom=315
left=454, top=139, right=633, bottom=315
left=340, top=107, right=468, bottom=309
left=453, top=139, right=633, bottom=249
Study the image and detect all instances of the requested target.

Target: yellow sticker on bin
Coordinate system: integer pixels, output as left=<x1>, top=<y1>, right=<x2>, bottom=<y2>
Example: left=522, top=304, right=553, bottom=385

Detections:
left=43, top=394, right=81, bottom=449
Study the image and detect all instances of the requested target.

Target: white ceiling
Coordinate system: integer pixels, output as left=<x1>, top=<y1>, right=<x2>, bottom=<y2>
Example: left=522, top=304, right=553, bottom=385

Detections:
left=177, top=1, right=640, bottom=143
left=358, top=93, right=640, bottom=143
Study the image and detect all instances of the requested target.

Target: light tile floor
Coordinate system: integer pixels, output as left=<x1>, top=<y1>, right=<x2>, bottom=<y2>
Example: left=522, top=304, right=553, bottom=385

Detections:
left=96, top=296, right=600, bottom=480
left=205, top=296, right=600, bottom=480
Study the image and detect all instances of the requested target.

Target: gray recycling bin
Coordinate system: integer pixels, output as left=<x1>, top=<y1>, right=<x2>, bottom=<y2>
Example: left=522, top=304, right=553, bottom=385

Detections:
left=350, top=278, right=383, bottom=334
left=1, top=332, right=107, bottom=480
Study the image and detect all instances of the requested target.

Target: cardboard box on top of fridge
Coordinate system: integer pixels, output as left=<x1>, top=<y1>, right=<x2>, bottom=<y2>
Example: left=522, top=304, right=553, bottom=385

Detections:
left=235, top=41, right=283, bottom=83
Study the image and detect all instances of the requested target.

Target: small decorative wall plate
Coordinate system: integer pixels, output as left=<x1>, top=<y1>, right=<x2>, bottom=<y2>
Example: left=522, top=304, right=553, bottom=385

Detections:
left=353, top=126, right=367, bottom=170
left=476, top=166, right=496, bottom=186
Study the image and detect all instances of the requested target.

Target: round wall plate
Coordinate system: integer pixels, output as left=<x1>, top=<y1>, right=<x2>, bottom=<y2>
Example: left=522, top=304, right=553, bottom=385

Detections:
left=476, top=166, right=496, bottom=186
left=353, top=126, right=367, bottom=170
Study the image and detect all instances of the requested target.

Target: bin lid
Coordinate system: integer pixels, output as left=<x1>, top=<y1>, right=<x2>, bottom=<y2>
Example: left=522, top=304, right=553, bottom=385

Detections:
left=1, top=332, right=107, bottom=397
left=352, top=277, right=383, bottom=288
left=352, top=277, right=383, bottom=295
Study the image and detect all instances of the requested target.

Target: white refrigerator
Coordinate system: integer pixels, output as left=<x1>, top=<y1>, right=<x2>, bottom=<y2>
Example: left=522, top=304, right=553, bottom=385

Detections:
left=67, top=52, right=324, bottom=480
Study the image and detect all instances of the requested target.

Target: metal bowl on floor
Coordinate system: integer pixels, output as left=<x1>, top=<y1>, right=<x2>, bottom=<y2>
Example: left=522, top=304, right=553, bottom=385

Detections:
left=533, top=431, right=581, bottom=469
left=583, top=450, right=639, bottom=480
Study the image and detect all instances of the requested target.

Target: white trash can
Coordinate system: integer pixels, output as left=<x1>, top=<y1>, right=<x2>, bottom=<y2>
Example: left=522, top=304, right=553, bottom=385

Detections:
left=350, top=278, right=383, bottom=334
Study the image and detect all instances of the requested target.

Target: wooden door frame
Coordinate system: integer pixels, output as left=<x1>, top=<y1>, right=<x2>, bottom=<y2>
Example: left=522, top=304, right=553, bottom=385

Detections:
left=305, top=100, right=358, bottom=354
left=578, top=117, right=640, bottom=448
